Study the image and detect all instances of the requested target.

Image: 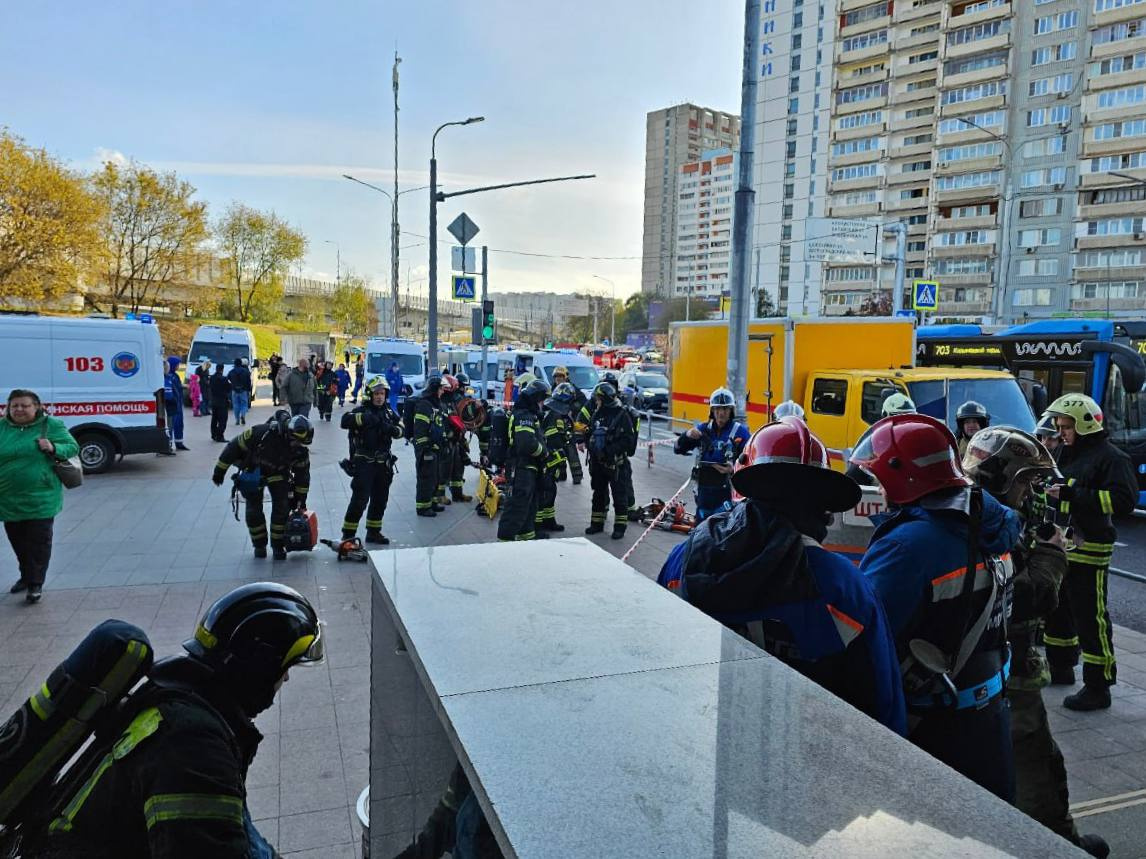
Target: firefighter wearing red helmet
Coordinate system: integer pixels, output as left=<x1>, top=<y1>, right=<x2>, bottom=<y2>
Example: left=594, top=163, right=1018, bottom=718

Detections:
left=851, top=413, right=1023, bottom=802
left=658, top=418, right=906, bottom=735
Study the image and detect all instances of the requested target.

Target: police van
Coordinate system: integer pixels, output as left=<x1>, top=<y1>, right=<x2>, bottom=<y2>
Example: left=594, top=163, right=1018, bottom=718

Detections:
left=0, top=314, right=171, bottom=473
left=364, top=337, right=426, bottom=404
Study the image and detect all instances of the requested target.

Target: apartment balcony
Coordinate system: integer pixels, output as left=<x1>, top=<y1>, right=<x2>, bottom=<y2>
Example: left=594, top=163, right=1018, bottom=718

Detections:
left=837, top=68, right=890, bottom=93
left=830, top=174, right=883, bottom=193
left=1080, top=169, right=1144, bottom=189
left=934, top=272, right=992, bottom=286
left=935, top=154, right=1004, bottom=175
left=942, top=300, right=993, bottom=315
left=835, top=95, right=890, bottom=116
left=885, top=195, right=931, bottom=213
left=1073, top=297, right=1146, bottom=313
left=888, top=169, right=933, bottom=186
left=1085, top=100, right=1145, bottom=125
left=894, top=110, right=938, bottom=131
left=932, top=242, right=996, bottom=258
left=1079, top=200, right=1146, bottom=220
left=1094, top=2, right=1146, bottom=27
left=1085, top=68, right=1146, bottom=96
left=893, top=56, right=939, bottom=78
left=830, top=150, right=885, bottom=168
left=945, top=2, right=1011, bottom=30
left=937, top=94, right=1006, bottom=118
left=838, top=42, right=891, bottom=66
left=1092, top=35, right=1146, bottom=62
left=935, top=126, right=1006, bottom=146
left=892, top=26, right=943, bottom=53
left=894, top=1, right=943, bottom=23
left=822, top=278, right=877, bottom=292
left=1074, top=264, right=1146, bottom=282
left=839, top=15, right=891, bottom=41
left=935, top=214, right=997, bottom=232
left=944, top=33, right=1010, bottom=61
left=892, top=141, right=934, bottom=159
left=907, top=220, right=929, bottom=236
left=892, top=83, right=938, bottom=105
left=1076, top=234, right=1146, bottom=251
left=1081, top=134, right=1146, bottom=159
left=828, top=202, right=883, bottom=219
left=934, top=182, right=1002, bottom=205
left=832, top=120, right=889, bottom=141
left=941, top=62, right=1010, bottom=92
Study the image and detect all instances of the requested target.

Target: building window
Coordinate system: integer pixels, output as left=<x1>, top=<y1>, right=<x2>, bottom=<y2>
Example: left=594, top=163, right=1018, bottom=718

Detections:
left=948, top=20, right=1009, bottom=46
left=837, top=83, right=888, bottom=104
left=945, top=51, right=1008, bottom=76
left=1019, top=198, right=1063, bottom=218
left=1029, top=73, right=1074, bottom=97
left=1078, top=249, right=1144, bottom=267
left=1094, top=18, right=1146, bottom=46
left=903, top=133, right=933, bottom=146
left=935, top=171, right=1001, bottom=190
left=1090, top=150, right=1146, bottom=172
left=783, top=183, right=794, bottom=200
left=831, top=135, right=881, bottom=156
left=1098, top=85, right=1146, bottom=109
left=790, top=75, right=801, bottom=93
left=1086, top=217, right=1145, bottom=236
left=1031, top=42, right=1078, bottom=65
left=832, top=163, right=880, bottom=181
left=934, top=258, right=991, bottom=275
left=1013, top=289, right=1054, bottom=306
left=787, top=118, right=798, bottom=136
left=837, top=110, right=883, bottom=130
left=1034, top=11, right=1078, bottom=35
left=1073, top=281, right=1142, bottom=300
left=1020, top=167, right=1068, bottom=188
left=904, top=105, right=935, bottom=119
left=788, top=97, right=800, bottom=115
left=783, top=203, right=794, bottom=219
left=938, top=110, right=1004, bottom=134
left=1027, top=106, right=1072, bottom=127
left=934, top=230, right=993, bottom=247
left=1018, top=228, right=1061, bottom=247
left=1018, top=259, right=1060, bottom=276
left=1095, top=0, right=1146, bottom=12
left=938, top=142, right=1001, bottom=162
left=841, top=29, right=888, bottom=52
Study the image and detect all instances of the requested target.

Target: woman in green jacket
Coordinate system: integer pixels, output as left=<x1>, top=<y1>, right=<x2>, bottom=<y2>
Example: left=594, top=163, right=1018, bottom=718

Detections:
left=0, top=389, right=80, bottom=603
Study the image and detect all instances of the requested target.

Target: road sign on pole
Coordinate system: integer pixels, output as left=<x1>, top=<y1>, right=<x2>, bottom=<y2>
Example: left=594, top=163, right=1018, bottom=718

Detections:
left=447, top=213, right=480, bottom=246
left=452, top=246, right=476, bottom=272
left=912, top=280, right=939, bottom=312
left=452, top=275, right=477, bottom=300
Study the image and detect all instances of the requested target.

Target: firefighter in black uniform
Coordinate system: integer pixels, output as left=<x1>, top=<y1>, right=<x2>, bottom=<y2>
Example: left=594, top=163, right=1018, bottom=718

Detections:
left=212, top=411, right=312, bottom=560
left=1043, top=393, right=1139, bottom=712
left=551, top=366, right=582, bottom=484
left=497, top=379, right=550, bottom=542
left=340, top=376, right=403, bottom=544
left=536, top=382, right=577, bottom=533
left=433, top=376, right=458, bottom=508
left=25, top=582, right=323, bottom=859
left=445, top=373, right=474, bottom=503
left=585, top=381, right=637, bottom=540
left=413, top=375, right=447, bottom=517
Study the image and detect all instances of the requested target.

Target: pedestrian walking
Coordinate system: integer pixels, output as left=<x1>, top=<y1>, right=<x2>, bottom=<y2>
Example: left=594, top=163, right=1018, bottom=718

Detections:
left=335, top=362, right=352, bottom=407
left=315, top=361, right=337, bottom=422
left=209, top=362, right=232, bottom=442
left=268, top=353, right=284, bottom=406
left=195, top=360, right=212, bottom=415
left=284, top=358, right=315, bottom=418
left=227, top=358, right=252, bottom=426
left=21, top=582, right=321, bottom=857
left=1043, top=394, right=1138, bottom=711
left=0, top=389, right=80, bottom=603
left=188, top=371, right=202, bottom=417
left=385, top=361, right=403, bottom=412
left=162, top=356, right=187, bottom=453
left=351, top=356, right=365, bottom=404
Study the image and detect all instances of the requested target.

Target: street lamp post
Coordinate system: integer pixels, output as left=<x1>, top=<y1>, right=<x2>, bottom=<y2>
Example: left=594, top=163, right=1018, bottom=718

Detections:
left=392, top=53, right=401, bottom=338
left=342, top=175, right=429, bottom=336
left=323, top=240, right=341, bottom=286
left=429, top=116, right=485, bottom=370
left=592, top=275, right=615, bottom=345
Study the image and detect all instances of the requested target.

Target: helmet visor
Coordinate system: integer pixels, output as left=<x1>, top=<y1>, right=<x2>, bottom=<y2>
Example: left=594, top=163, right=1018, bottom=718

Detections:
left=283, top=619, right=325, bottom=668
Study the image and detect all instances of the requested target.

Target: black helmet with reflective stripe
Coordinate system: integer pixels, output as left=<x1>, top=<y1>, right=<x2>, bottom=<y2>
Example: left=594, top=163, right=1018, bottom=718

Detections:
left=184, top=582, right=323, bottom=715
left=286, top=415, right=313, bottom=445
left=517, top=379, right=551, bottom=413
left=594, top=382, right=618, bottom=406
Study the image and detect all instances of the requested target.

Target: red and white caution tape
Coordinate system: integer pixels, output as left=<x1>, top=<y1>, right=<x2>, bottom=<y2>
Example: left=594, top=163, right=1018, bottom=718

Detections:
left=620, top=474, right=694, bottom=564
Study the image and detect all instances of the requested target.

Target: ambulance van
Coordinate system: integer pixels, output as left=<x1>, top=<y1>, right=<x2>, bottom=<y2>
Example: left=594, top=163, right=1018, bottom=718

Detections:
left=0, top=314, right=171, bottom=473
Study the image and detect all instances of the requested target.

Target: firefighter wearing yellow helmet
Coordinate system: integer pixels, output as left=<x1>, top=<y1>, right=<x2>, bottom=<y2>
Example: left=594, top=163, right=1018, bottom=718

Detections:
left=1042, top=393, right=1138, bottom=711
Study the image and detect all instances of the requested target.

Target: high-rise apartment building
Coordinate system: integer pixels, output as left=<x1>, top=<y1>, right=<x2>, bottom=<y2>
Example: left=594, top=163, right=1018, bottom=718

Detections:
left=751, top=0, right=1146, bottom=322
left=641, top=104, right=740, bottom=298
left=674, top=148, right=737, bottom=300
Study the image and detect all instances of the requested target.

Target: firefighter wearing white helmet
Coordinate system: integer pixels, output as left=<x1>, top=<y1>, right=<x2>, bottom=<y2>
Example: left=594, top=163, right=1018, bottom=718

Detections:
left=881, top=392, right=916, bottom=418
left=674, top=387, right=750, bottom=520
left=1042, top=393, right=1138, bottom=712
left=772, top=400, right=805, bottom=421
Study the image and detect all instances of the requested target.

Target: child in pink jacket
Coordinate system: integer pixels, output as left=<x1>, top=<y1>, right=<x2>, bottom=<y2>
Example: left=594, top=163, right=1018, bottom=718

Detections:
left=188, top=371, right=202, bottom=416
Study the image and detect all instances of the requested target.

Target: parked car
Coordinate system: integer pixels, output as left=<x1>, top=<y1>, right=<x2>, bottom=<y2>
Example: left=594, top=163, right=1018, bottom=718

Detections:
left=619, top=368, right=671, bottom=414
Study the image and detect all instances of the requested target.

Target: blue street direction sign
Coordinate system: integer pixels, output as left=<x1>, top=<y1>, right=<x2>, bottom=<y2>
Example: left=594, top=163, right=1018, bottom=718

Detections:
left=895, top=309, right=917, bottom=319
left=912, top=280, right=939, bottom=312
left=452, top=275, right=477, bottom=301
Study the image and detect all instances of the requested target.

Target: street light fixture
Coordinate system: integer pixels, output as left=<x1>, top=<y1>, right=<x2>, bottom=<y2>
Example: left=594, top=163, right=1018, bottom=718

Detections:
left=428, top=117, right=485, bottom=366
left=592, top=275, right=616, bottom=345
left=343, top=175, right=430, bottom=336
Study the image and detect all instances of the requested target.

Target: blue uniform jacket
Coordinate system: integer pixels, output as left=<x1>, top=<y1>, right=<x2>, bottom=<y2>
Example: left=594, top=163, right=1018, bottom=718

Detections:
left=674, top=418, right=750, bottom=466
left=163, top=369, right=183, bottom=412
left=385, top=367, right=404, bottom=395
left=335, top=369, right=352, bottom=395
left=861, top=490, right=1021, bottom=693
left=658, top=501, right=907, bottom=735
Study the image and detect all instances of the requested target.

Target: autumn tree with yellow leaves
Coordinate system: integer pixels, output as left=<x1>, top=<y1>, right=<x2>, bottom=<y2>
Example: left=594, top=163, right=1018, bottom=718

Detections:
left=88, top=160, right=209, bottom=317
left=0, top=130, right=103, bottom=306
left=215, top=203, right=306, bottom=322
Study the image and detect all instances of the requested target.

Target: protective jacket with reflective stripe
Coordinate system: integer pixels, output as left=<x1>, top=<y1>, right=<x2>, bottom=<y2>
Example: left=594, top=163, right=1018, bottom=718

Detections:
left=862, top=490, right=1020, bottom=698
left=1052, top=430, right=1136, bottom=549
left=28, top=658, right=268, bottom=859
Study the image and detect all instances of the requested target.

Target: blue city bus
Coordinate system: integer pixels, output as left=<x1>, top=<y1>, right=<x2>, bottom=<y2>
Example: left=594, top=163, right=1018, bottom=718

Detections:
left=917, top=319, right=1146, bottom=504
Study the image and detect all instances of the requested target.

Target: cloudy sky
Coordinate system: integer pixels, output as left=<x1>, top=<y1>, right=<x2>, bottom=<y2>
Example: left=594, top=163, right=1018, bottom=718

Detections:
left=2, top=1, right=744, bottom=298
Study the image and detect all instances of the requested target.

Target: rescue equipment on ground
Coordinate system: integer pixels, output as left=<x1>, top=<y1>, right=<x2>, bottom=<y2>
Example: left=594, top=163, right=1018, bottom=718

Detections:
left=320, top=536, right=369, bottom=563
left=284, top=509, right=319, bottom=552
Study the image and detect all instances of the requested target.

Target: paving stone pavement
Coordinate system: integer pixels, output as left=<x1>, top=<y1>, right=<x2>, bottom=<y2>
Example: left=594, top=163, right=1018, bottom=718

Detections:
left=3, top=396, right=1145, bottom=856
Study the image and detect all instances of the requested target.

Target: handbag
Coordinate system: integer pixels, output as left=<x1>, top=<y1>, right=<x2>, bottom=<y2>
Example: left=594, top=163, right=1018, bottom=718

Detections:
left=40, top=420, right=83, bottom=489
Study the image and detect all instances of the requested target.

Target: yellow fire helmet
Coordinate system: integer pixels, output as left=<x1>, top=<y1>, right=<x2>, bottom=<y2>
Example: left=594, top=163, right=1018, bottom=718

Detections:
left=1043, top=393, right=1104, bottom=436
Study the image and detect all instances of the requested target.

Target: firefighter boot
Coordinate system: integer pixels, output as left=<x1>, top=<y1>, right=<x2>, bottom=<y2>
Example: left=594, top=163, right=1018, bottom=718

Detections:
left=611, top=523, right=627, bottom=541
left=365, top=531, right=390, bottom=546
left=253, top=545, right=268, bottom=559
left=272, top=545, right=288, bottom=561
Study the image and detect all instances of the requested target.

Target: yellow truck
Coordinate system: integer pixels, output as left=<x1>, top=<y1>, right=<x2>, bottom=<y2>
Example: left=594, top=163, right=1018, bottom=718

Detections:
left=669, top=317, right=1035, bottom=462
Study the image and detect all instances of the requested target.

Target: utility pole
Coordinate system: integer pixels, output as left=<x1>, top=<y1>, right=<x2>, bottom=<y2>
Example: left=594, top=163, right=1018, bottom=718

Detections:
left=480, top=245, right=490, bottom=400
left=888, top=222, right=907, bottom=314
left=392, top=53, right=402, bottom=337
left=727, top=0, right=759, bottom=419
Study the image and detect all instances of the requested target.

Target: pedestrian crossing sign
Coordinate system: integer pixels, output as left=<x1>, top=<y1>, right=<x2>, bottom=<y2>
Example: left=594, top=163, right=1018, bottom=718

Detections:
left=452, top=275, right=476, bottom=301
left=912, top=280, right=939, bottom=312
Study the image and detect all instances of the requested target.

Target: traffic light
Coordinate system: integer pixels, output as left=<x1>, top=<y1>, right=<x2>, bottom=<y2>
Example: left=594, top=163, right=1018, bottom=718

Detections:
left=481, top=300, right=496, bottom=344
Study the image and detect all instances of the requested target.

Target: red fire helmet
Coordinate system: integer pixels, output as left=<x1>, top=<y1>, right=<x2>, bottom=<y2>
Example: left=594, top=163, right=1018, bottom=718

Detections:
left=731, top=417, right=861, bottom=512
left=441, top=374, right=458, bottom=394
left=849, top=412, right=971, bottom=506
